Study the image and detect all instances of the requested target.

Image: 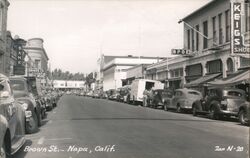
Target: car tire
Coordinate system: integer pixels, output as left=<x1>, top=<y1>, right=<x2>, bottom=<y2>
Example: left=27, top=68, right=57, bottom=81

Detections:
left=26, top=111, right=39, bottom=134
left=239, top=109, right=249, bottom=126
left=209, top=106, right=220, bottom=120
left=192, top=103, right=201, bottom=116
left=176, top=104, right=182, bottom=113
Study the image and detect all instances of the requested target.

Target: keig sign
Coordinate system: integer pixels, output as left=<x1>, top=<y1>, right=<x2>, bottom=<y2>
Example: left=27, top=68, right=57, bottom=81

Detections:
left=231, top=0, right=250, bottom=54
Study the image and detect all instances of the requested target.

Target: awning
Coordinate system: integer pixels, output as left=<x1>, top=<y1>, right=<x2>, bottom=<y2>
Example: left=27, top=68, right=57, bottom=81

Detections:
left=185, top=73, right=221, bottom=88
left=207, top=69, right=250, bottom=87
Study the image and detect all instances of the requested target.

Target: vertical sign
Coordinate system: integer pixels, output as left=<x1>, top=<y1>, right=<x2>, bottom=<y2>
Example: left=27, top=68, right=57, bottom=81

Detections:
left=231, top=0, right=250, bottom=54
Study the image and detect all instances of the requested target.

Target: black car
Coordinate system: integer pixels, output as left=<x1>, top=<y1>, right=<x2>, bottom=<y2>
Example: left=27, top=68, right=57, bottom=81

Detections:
left=10, top=76, right=42, bottom=134
left=148, top=89, right=173, bottom=109
left=192, top=88, right=247, bottom=120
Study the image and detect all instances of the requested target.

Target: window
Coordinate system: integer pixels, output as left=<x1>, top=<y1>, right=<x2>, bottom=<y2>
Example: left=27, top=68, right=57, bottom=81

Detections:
left=225, top=10, right=230, bottom=42
left=226, top=58, right=234, bottom=72
left=187, top=30, right=190, bottom=50
left=227, top=91, right=243, bottom=97
left=191, top=29, right=194, bottom=51
left=218, top=13, right=223, bottom=44
left=34, top=59, right=40, bottom=69
left=0, top=4, right=3, bottom=37
left=196, top=25, right=199, bottom=51
left=212, top=16, right=217, bottom=44
left=246, top=2, right=250, bottom=31
left=203, top=21, right=208, bottom=49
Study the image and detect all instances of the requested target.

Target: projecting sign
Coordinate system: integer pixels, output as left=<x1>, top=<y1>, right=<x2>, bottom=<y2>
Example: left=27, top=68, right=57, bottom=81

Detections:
left=171, top=49, right=195, bottom=57
left=231, top=0, right=250, bottom=54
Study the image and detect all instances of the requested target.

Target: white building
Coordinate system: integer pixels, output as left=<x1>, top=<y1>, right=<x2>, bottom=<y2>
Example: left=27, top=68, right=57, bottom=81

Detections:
left=101, top=55, right=165, bottom=91
left=53, top=80, right=85, bottom=89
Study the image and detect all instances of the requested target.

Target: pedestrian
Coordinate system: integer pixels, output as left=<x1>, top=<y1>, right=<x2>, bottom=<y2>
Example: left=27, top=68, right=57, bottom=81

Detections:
left=143, top=88, right=149, bottom=107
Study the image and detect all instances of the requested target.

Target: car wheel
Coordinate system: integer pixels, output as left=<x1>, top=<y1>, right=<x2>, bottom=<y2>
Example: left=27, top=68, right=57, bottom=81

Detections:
left=209, top=106, right=220, bottom=120
left=239, top=110, right=249, bottom=125
left=0, top=142, right=8, bottom=158
left=176, top=104, right=182, bottom=113
left=36, top=110, right=42, bottom=127
left=26, top=111, right=39, bottom=134
left=192, top=103, right=201, bottom=116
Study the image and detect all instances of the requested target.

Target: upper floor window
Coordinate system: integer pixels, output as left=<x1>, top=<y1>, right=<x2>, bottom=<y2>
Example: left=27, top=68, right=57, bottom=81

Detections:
left=218, top=13, right=223, bottom=44
left=191, top=29, right=194, bottom=51
left=196, top=25, right=199, bottom=51
left=187, top=29, right=190, bottom=50
left=203, top=21, right=208, bottom=49
left=212, top=16, right=217, bottom=44
left=246, top=2, right=250, bottom=32
left=34, top=59, right=40, bottom=69
left=225, top=10, right=230, bottom=42
left=0, top=4, right=4, bottom=37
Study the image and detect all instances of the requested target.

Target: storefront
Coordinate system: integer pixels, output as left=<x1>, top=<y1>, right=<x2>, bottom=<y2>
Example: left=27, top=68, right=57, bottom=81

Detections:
left=185, top=63, right=203, bottom=83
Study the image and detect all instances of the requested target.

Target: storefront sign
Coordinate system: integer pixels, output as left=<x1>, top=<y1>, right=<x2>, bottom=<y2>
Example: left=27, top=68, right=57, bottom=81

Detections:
left=231, top=0, right=250, bottom=54
left=171, top=49, right=195, bottom=57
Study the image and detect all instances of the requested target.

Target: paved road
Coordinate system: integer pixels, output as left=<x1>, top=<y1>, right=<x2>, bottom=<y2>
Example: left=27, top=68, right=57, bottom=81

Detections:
left=14, top=95, right=249, bottom=158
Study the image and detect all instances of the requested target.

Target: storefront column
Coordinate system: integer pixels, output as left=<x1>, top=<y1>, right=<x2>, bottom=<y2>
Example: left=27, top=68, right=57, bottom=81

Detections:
left=182, top=66, right=186, bottom=85
left=202, top=62, right=207, bottom=76
left=222, top=59, right=227, bottom=78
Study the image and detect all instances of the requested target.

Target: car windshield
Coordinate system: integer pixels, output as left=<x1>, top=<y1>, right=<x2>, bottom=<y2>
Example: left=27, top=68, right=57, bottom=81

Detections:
left=10, top=79, right=25, bottom=91
left=226, top=91, right=244, bottom=97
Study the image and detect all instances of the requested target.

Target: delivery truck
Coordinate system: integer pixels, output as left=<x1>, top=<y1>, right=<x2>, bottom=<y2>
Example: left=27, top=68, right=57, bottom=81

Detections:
left=130, top=79, right=164, bottom=105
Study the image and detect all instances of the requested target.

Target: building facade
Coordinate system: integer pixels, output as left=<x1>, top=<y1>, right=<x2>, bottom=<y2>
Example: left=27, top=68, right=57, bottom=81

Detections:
left=101, top=55, right=164, bottom=91
left=24, top=38, right=49, bottom=77
left=0, top=0, right=9, bottom=75
left=146, top=0, right=250, bottom=90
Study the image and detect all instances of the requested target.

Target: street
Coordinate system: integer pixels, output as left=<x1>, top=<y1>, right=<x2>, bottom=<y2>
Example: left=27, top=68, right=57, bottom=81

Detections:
left=15, top=95, right=249, bottom=158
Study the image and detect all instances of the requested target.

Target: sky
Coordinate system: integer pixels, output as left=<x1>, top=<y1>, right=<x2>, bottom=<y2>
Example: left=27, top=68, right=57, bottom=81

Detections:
left=8, top=0, right=210, bottom=74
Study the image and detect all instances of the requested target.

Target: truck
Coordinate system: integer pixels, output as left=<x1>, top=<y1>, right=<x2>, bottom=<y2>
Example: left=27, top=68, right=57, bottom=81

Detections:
left=130, top=79, right=164, bottom=105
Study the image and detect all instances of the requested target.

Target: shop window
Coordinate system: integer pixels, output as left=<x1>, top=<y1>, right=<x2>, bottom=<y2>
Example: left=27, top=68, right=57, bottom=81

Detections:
left=227, top=58, right=234, bottom=73
left=240, top=57, right=250, bottom=68
left=207, top=60, right=222, bottom=74
left=186, top=64, right=202, bottom=76
left=203, top=21, right=208, bottom=49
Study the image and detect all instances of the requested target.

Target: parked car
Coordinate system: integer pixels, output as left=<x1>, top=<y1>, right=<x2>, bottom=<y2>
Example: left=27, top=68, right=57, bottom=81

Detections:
left=165, top=88, right=203, bottom=112
left=43, top=91, right=54, bottom=111
left=25, top=76, right=46, bottom=119
left=238, top=101, right=250, bottom=126
left=9, top=76, right=41, bottom=133
left=148, top=89, right=174, bottom=109
left=116, top=85, right=131, bottom=103
left=0, top=74, right=26, bottom=157
left=192, top=88, right=247, bottom=120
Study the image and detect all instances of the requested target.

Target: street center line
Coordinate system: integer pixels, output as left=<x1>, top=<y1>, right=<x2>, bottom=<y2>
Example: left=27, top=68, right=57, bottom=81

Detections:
left=37, top=137, right=45, bottom=145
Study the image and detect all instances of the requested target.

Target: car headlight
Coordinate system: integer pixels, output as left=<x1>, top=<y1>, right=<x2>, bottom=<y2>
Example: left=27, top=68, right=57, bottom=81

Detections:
left=21, top=103, right=29, bottom=110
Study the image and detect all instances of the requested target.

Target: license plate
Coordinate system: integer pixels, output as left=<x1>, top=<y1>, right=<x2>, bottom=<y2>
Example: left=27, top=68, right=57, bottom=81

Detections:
left=25, top=111, right=32, bottom=118
left=221, top=101, right=227, bottom=105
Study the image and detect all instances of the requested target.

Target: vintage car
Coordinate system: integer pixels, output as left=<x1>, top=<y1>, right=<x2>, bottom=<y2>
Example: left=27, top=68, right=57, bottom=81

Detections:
left=25, top=76, right=47, bottom=119
left=0, top=74, right=26, bottom=157
left=165, top=88, right=203, bottom=112
left=192, top=88, right=248, bottom=120
left=9, top=76, right=41, bottom=134
left=148, top=89, right=174, bottom=109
